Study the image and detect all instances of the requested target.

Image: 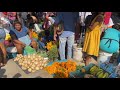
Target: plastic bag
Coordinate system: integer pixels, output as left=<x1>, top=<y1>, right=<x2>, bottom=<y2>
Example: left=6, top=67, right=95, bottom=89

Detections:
left=6, top=47, right=17, bottom=53
left=34, top=24, right=42, bottom=33
left=24, top=46, right=36, bottom=55
left=18, top=35, right=31, bottom=46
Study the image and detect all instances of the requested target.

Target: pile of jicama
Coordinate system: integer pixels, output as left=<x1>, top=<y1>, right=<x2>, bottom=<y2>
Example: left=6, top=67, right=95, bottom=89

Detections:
left=14, top=54, right=49, bottom=73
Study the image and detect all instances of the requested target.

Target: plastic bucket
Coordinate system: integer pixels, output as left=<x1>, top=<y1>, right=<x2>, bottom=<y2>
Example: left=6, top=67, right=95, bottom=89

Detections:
left=73, top=48, right=83, bottom=62
left=97, top=50, right=113, bottom=66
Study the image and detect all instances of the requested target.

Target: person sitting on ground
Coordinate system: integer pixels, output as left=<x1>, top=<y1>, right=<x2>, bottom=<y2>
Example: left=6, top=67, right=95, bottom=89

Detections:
left=9, top=21, right=37, bottom=54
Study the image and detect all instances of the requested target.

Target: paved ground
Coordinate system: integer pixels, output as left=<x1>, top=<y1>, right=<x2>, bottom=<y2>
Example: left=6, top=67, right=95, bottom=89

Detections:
left=0, top=59, right=53, bottom=78
left=0, top=58, right=85, bottom=78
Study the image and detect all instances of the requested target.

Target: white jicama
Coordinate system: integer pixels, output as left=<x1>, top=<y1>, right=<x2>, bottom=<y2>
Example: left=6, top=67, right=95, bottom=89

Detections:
left=19, top=63, right=22, bottom=66
left=35, top=67, right=39, bottom=70
left=27, top=61, right=31, bottom=65
left=28, top=68, right=32, bottom=72
left=44, top=63, right=47, bottom=67
left=34, top=61, right=38, bottom=65
left=40, top=67, right=43, bottom=70
left=32, top=70, right=36, bottom=73
left=14, top=54, right=49, bottom=72
left=22, top=66, right=27, bottom=70
left=32, top=64, right=35, bottom=68
left=31, top=66, right=35, bottom=70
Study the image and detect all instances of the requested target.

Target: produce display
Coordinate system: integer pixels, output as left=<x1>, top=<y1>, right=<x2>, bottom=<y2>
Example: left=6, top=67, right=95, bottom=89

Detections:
left=32, top=31, right=38, bottom=39
left=5, top=33, right=11, bottom=40
left=84, top=74, right=95, bottom=78
left=69, top=65, right=91, bottom=78
left=45, top=60, right=77, bottom=78
left=89, top=65, right=109, bottom=78
left=46, top=41, right=53, bottom=51
left=69, top=64, right=111, bottom=78
left=47, top=41, right=58, bottom=61
left=14, top=54, right=49, bottom=73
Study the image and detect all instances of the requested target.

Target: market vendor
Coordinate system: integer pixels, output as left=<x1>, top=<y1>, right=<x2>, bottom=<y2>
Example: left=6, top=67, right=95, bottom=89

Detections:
left=98, top=24, right=120, bottom=64
left=0, top=12, right=11, bottom=67
left=9, top=21, right=37, bottom=54
left=0, top=28, right=7, bottom=67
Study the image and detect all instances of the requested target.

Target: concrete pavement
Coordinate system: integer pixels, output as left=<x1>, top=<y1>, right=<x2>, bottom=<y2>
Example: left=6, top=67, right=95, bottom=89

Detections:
left=0, top=59, right=53, bottom=78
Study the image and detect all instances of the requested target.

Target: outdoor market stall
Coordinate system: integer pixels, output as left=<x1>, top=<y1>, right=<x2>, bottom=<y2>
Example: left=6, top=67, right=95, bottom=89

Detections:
left=1, top=12, right=120, bottom=78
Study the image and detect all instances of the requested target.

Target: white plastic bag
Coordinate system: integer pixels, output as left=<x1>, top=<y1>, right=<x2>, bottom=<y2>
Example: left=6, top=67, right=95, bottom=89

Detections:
left=7, top=47, right=17, bottom=53
left=97, top=50, right=113, bottom=65
left=108, top=18, right=114, bottom=27
left=34, top=24, right=42, bottom=33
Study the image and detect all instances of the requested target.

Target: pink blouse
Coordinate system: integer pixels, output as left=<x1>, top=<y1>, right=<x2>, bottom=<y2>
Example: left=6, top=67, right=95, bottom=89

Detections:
left=7, top=12, right=16, bottom=21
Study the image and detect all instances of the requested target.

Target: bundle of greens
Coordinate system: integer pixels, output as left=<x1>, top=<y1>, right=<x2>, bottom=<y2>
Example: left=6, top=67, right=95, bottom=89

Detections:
left=47, top=45, right=58, bottom=61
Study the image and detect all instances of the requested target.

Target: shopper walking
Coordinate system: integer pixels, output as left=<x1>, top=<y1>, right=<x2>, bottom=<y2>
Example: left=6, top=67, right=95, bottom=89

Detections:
left=83, top=12, right=105, bottom=59
left=54, top=12, right=79, bottom=60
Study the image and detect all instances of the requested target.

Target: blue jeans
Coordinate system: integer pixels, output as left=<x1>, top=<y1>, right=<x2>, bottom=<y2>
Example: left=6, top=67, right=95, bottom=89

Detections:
left=59, top=34, right=74, bottom=60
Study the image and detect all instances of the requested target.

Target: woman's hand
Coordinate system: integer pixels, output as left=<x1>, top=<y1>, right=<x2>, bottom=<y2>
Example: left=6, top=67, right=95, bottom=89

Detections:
left=22, top=43, right=26, bottom=48
left=54, top=34, right=57, bottom=41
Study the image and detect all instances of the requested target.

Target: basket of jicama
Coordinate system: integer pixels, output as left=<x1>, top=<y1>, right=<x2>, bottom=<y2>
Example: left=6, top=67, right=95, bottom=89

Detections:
left=45, top=60, right=77, bottom=78
left=14, top=53, right=49, bottom=74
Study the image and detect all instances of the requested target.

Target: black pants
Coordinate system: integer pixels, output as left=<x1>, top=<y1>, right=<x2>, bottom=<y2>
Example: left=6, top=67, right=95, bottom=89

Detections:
left=45, top=30, right=50, bottom=42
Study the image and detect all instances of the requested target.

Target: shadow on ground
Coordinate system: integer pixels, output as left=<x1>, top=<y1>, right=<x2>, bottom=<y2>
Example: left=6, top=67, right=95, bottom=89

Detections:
left=0, top=69, right=7, bottom=78
left=12, top=73, right=22, bottom=78
left=36, top=76, right=41, bottom=78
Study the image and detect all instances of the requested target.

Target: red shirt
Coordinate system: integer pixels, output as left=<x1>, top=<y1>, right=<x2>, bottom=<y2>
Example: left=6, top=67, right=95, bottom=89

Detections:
left=104, top=12, right=112, bottom=25
left=3, top=12, right=7, bottom=15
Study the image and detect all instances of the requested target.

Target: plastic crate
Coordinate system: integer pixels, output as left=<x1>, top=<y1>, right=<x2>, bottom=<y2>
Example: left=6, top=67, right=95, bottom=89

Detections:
left=69, top=63, right=95, bottom=78
left=69, top=64, right=117, bottom=78
left=100, top=63, right=117, bottom=76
